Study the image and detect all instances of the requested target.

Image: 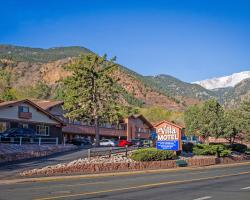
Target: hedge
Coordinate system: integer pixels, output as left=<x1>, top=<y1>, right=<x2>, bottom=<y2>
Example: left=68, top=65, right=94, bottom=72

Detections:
left=130, top=148, right=176, bottom=162
left=193, top=144, right=231, bottom=157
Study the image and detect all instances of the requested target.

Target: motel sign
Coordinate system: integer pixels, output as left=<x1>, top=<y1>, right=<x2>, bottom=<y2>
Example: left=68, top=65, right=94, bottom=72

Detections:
left=154, top=120, right=182, bottom=151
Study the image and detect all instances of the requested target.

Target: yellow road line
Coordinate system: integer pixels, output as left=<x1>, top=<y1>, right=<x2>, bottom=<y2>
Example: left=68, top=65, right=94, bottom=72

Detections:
left=2, top=161, right=250, bottom=185
left=5, top=171, right=209, bottom=191
left=34, top=171, right=250, bottom=200
left=4, top=181, right=106, bottom=191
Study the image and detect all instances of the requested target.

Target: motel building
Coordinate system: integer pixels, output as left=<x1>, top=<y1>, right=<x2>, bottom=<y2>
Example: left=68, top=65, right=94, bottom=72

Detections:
left=0, top=99, right=155, bottom=144
left=62, top=114, right=154, bottom=142
left=33, top=100, right=155, bottom=142
left=0, top=99, right=64, bottom=143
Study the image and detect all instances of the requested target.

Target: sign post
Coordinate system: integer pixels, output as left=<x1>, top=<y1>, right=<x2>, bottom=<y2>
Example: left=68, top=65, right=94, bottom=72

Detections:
left=156, top=124, right=182, bottom=151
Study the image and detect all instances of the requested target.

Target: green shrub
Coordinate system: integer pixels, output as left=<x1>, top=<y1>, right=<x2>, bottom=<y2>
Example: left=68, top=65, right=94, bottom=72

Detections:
left=219, top=149, right=231, bottom=157
left=182, top=142, right=194, bottom=153
left=229, top=143, right=247, bottom=153
left=193, top=144, right=230, bottom=157
left=130, top=148, right=176, bottom=162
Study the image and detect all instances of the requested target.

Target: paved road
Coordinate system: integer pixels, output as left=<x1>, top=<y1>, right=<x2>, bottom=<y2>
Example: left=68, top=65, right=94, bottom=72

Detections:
left=0, top=146, right=132, bottom=180
left=0, top=163, right=249, bottom=200
left=0, top=148, right=91, bottom=179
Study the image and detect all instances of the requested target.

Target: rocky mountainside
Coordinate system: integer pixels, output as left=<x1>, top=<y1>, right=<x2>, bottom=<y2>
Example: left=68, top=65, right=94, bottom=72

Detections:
left=214, top=78, right=250, bottom=108
left=0, top=45, right=249, bottom=109
left=0, top=45, right=187, bottom=110
left=193, top=71, right=250, bottom=89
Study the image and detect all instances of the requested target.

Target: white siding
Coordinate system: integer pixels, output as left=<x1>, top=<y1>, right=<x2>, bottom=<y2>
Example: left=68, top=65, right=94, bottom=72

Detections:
left=0, top=103, right=59, bottom=124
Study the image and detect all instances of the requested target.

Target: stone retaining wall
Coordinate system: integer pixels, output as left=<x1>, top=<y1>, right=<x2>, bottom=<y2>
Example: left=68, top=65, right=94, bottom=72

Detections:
left=0, top=144, right=77, bottom=163
left=21, top=155, right=249, bottom=177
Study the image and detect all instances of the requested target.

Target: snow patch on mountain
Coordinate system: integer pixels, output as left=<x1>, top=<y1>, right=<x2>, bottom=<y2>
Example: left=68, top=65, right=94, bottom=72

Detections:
left=193, top=71, right=250, bottom=90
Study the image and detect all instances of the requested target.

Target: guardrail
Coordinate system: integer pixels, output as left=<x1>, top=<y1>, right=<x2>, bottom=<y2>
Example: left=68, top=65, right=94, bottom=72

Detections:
left=0, top=136, right=59, bottom=145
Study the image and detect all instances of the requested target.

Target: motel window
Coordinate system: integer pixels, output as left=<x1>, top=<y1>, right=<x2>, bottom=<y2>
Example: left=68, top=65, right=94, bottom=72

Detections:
left=0, top=122, right=7, bottom=133
left=36, top=125, right=50, bottom=136
left=18, top=106, right=29, bottom=113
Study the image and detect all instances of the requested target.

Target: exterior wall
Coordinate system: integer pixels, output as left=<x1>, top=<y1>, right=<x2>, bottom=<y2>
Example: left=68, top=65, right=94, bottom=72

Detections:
left=125, top=117, right=152, bottom=141
left=63, top=124, right=126, bottom=138
left=0, top=103, right=58, bottom=124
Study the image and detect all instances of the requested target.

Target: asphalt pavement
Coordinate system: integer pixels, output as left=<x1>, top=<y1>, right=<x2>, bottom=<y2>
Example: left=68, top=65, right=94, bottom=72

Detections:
left=0, top=147, right=91, bottom=179
left=0, top=146, right=125, bottom=180
left=0, top=162, right=249, bottom=200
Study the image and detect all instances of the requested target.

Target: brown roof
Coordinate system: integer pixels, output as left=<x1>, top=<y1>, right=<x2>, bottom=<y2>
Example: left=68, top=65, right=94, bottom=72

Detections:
left=0, top=100, right=22, bottom=107
left=0, top=99, right=64, bottom=125
left=154, top=120, right=184, bottom=129
left=129, top=114, right=154, bottom=129
left=32, top=100, right=64, bottom=110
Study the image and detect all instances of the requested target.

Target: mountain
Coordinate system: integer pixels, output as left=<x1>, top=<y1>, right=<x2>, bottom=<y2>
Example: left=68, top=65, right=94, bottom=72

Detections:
left=142, top=75, right=216, bottom=103
left=0, top=45, right=185, bottom=110
left=193, top=71, right=250, bottom=89
left=0, top=44, right=249, bottom=109
left=0, top=45, right=92, bottom=63
left=214, top=78, right=250, bottom=108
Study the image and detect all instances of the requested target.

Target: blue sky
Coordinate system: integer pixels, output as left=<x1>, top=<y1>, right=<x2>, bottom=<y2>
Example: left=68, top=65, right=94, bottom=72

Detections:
left=0, top=0, right=250, bottom=82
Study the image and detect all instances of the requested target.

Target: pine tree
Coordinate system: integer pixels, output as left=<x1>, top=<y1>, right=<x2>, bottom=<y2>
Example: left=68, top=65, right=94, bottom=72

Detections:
left=62, top=54, right=125, bottom=146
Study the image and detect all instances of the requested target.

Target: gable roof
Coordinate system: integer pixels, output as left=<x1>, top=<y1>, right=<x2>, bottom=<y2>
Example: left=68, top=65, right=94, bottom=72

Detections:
left=32, top=100, right=64, bottom=110
left=129, top=114, right=154, bottom=129
left=0, top=99, right=64, bottom=125
left=154, top=120, right=184, bottom=129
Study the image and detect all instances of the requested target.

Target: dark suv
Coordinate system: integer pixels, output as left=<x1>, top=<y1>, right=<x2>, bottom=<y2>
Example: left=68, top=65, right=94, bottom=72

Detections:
left=1, top=128, right=36, bottom=138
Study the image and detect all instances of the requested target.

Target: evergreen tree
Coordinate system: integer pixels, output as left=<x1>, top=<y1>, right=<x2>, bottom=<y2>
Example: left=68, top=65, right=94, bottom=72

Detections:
left=199, top=99, right=224, bottom=141
left=184, top=104, right=201, bottom=136
left=0, top=69, right=16, bottom=101
left=222, top=109, right=244, bottom=144
left=240, top=100, right=250, bottom=141
left=184, top=99, right=224, bottom=142
left=62, top=54, right=125, bottom=146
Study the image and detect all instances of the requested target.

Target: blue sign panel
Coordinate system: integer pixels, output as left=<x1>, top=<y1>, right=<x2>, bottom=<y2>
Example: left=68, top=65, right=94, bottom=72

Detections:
left=156, top=140, right=179, bottom=151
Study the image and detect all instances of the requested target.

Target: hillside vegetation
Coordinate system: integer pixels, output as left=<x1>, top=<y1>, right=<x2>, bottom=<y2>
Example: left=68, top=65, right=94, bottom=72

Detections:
left=0, top=44, right=249, bottom=110
left=0, top=45, right=92, bottom=63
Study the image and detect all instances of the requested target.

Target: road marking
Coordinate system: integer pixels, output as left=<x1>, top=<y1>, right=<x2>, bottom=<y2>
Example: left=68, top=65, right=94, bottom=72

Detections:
left=4, top=171, right=208, bottom=191
left=34, top=171, right=250, bottom=200
left=193, top=196, right=212, bottom=200
left=3, top=161, right=250, bottom=185
left=18, top=181, right=106, bottom=191
left=241, top=186, right=250, bottom=190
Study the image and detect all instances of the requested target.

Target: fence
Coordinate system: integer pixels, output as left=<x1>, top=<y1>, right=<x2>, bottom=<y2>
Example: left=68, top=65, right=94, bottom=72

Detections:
left=0, top=136, right=59, bottom=145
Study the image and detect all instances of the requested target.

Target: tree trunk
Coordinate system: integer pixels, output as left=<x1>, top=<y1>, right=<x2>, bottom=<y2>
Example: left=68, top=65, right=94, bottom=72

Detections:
left=95, top=116, right=100, bottom=147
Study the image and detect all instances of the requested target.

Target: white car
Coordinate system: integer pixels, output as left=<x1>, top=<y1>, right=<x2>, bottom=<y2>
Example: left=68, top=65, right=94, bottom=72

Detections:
left=99, top=139, right=117, bottom=147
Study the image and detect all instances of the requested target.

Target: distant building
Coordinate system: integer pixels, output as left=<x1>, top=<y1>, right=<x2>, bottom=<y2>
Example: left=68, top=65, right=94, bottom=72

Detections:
left=0, top=99, right=64, bottom=143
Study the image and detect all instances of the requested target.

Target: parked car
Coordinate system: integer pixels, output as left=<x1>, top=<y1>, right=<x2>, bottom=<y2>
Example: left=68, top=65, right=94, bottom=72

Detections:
left=118, top=139, right=132, bottom=147
left=99, top=139, right=117, bottom=147
left=70, top=138, right=92, bottom=147
left=0, top=128, right=36, bottom=138
left=131, top=139, right=144, bottom=147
